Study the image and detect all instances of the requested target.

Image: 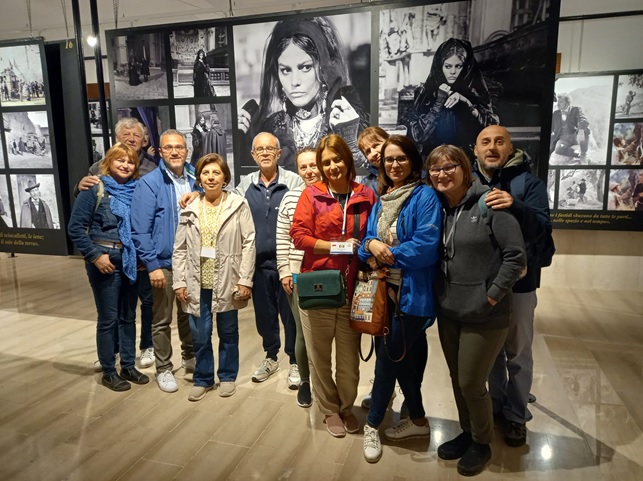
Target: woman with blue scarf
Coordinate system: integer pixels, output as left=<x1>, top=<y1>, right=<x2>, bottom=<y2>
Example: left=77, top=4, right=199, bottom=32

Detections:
left=68, top=143, right=150, bottom=391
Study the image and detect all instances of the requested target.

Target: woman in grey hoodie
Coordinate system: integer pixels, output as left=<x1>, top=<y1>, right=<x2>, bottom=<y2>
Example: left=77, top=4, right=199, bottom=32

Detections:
left=426, top=144, right=526, bottom=477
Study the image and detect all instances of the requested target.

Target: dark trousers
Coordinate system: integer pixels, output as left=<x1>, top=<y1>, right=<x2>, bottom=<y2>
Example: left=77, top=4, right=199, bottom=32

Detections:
left=252, top=266, right=296, bottom=363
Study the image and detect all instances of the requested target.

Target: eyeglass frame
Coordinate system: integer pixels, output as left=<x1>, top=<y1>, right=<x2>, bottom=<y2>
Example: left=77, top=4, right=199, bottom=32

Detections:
left=428, top=164, right=461, bottom=177
left=160, top=144, right=187, bottom=152
left=383, top=155, right=410, bottom=165
left=252, top=146, right=279, bottom=154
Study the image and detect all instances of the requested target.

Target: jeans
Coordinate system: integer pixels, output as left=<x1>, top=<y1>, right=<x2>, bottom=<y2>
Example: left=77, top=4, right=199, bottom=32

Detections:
left=489, top=290, right=537, bottom=424
left=85, top=248, right=138, bottom=376
left=189, top=288, right=240, bottom=387
left=286, top=283, right=310, bottom=381
left=367, top=288, right=430, bottom=427
left=252, top=266, right=296, bottom=363
left=137, top=270, right=153, bottom=350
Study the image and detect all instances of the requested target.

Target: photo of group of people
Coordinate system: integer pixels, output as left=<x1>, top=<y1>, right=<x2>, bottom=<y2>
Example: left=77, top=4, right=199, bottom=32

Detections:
left=2, top=111, right=52, bottom=169
left=548, top=70, right=643, bottom=219
left=0, top=44, right=45, bottom=107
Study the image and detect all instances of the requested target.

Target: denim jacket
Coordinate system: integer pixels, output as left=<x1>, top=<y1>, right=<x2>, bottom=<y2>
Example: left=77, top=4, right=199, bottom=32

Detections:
left=67, top=183, right=121, bottom=262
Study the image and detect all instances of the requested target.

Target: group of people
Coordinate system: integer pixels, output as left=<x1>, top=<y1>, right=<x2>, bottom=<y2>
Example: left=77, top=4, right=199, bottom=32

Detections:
left=67, top=111, right=551, bottom=476
left=0, top=78, right=43, bottom=102
left=10, top=136, right=47, bottom=156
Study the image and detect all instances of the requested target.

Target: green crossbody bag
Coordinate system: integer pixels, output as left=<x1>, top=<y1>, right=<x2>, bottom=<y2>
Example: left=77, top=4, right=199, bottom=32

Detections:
left=297, top=269, right=347, bottom=310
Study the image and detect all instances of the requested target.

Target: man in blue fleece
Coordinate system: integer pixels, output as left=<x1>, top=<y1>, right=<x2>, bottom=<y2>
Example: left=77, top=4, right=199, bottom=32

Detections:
left=132, top=129, right=196, bottom=393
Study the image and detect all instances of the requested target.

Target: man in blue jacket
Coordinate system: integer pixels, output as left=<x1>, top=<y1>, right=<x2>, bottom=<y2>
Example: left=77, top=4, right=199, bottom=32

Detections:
left=132, top=129, right=196, bottom=393
left=473, top=125, right=552, bottom=448
left=235, top=132, right=304, bottom=385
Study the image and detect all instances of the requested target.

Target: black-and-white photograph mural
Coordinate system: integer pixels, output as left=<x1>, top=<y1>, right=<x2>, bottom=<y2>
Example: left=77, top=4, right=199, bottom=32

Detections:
left=0, top=142, right=5, bottom=169
left=116, top=106, right=170, bottom=163
left=0, top=44, right=45, bottom=106
left=608, top=169, right=643, bottom=211
left=88, top=101, right=109, bottom=134
left=91, top=136, right=106, bottom=163
left=611, top=122, right=643, bottom=166
left=615, top=73, right=643, bottom=119
left=2, top=111, right=52, bottom=169
left=170, top=27, right=230, bottom=99
left=549, top=75, right=612, bottom=166
left=175, top=103, right=233, bottom=173
left=10, top=174, right=60, bottom=229
left=108, top=32, right=168, bottom=101
left=556, top=169, right=604, bottom=211
left=379, top=0, right=552, bottom=163
left=234, top=13, right=371, bottom=171
left=0, top=176, right=13, bottom=228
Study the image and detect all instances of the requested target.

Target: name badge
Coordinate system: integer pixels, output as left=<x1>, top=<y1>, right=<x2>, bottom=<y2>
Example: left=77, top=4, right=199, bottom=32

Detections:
left=201, top=246, right=216, bottom=259
left=330, top=241, right=354, bottom=255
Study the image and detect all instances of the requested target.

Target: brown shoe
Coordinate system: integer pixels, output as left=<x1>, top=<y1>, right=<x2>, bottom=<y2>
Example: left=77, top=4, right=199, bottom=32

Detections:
left=341, top=411, right=360, bottom=433
left=324, top=413, right=346, bottom=438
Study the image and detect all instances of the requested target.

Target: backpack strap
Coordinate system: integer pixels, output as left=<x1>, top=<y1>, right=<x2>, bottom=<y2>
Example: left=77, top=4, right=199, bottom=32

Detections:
left=94, top=179, right=105, bottom=215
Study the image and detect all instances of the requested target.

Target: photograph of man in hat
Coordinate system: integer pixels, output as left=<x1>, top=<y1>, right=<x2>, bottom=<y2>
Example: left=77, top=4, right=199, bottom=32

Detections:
left=20, top=179, right=53, bottom=229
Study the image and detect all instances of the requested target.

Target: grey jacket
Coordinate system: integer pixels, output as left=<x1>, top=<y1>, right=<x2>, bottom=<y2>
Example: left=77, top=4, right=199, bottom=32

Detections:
left=172, top=192, right=256, bottom=316
left=436, top=180, right=526, bottom=328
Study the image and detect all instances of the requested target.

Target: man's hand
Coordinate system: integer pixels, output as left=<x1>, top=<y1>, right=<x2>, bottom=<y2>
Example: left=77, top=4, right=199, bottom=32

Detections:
left=149, top=269, right=166, bottom=289
left=179, top=191, right=200, bottom=209
left=485, top=188, right=514, bottom=210
left=79, top=175, right=100, bottom=191
left=281, top=276, right=294, bottom=295
left=93, top=254, right=115, bottom=274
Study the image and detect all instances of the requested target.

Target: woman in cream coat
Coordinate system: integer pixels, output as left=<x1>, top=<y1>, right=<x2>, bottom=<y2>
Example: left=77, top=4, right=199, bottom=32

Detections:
left=173, top=154, right=256, bottom=401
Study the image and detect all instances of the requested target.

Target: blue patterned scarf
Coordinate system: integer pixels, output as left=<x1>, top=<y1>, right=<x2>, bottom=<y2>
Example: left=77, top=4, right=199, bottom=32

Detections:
left=101, top=175, right=138, bottom=282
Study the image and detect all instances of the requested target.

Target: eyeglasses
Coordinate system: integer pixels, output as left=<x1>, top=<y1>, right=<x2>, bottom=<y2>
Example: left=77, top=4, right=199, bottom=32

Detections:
left=253, top=146, right=277, bottom=154
left=161, top=145, right=186, bottom=152
left=429, top=164, right=460, bottom=176
left=383, top=155, right=410, bottom=165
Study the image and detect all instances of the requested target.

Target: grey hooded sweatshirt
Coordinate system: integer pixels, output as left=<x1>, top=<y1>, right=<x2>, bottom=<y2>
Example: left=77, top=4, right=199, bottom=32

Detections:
left=436, top=179, right=526, bottom=329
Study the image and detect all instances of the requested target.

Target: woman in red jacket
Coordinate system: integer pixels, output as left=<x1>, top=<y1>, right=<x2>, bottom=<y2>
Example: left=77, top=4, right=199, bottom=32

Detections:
left=290, top=134, right=376, bottom=438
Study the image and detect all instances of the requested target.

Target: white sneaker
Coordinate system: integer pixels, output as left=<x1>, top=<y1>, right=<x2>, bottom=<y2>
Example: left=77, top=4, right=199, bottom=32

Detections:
left=252, top=358, right=279, bottom=383
left=363, top=424, right=382, bottom=463
left=182, top=357, right=196, bottom=373
left=287, top=364, right=300, bottom=390
left=384, top=418, right=430, bottom=441
left=156, top=369, right=178, bottom=393
left=139, top=348, right=155, bottom=368
left=219, top=381, right=236, bottom=397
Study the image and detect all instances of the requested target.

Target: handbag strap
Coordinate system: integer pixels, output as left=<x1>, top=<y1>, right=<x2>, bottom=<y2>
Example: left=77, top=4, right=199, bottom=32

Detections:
left=358, top=334, right=374, bottom=362
left=383, top=287, right=407, bottom=362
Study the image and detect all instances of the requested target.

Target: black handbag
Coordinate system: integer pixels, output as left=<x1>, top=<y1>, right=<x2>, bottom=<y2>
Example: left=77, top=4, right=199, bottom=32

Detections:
left=297, top=269, right=347, bottom=310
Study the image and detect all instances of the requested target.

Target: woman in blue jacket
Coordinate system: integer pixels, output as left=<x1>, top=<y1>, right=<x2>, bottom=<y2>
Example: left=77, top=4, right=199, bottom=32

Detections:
left=357, top=135, right=442, bottom=462
left=68, top=143, right=150, bottom=392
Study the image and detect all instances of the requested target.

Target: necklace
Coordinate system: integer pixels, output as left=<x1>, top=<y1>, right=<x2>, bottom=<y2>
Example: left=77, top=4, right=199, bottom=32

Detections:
left=292, top=114, right=323, bottom=149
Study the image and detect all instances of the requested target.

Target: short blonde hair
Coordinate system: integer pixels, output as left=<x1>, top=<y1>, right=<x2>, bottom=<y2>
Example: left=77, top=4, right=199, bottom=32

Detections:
left=99, top=142, right=140, bottom=179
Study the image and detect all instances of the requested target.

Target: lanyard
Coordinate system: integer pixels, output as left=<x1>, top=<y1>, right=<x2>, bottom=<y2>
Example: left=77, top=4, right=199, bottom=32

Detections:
left=442, top=205, right=463, bottom=259
left=328, top=185, right=351, bottom=238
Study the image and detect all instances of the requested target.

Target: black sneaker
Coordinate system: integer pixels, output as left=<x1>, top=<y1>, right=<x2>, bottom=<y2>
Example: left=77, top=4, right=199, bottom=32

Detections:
left=504, top=421, right=527, bottom=447
left=297, top=381, right=312, bottom=408
left=437, top=431, right=472, bottom=460
left=121, top=367, right=150, bottom=385
left=457, top=442, right=491, bottom=477
left=102, top=374, right=131, bottom=392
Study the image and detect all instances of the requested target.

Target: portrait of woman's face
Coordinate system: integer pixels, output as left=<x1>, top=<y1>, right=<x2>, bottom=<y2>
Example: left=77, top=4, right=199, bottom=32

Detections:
left=109, top=156, right=136, bottom=184
left=277, top=41, right=321, bottom=109
left=429, top=157, right=464, bottom=197
left=198, top=115, right=205, bottom=124
left=320, top=147, right=348, bottom=184
left=442, top=54, right=464, bottom=85
left=198, top=51, right=205, bottom=60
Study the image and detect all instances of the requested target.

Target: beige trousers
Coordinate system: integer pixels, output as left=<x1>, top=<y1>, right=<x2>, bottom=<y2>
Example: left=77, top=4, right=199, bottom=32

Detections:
left=299, top=305, right=361, bottom=416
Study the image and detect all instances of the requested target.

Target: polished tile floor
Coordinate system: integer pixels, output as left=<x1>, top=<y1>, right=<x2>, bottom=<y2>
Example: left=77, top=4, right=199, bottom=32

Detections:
left=0, top=254, right=641, bottom=481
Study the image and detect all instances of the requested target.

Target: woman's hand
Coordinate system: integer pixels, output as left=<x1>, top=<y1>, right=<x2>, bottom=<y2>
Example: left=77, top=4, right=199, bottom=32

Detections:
left=93, top=254, right=115, bottom=274
left=369, top=239, right=395, bottom=265
left=179, top=191, right=200, bottom=209
left=366, top=256, right=379, bottom=271
left=444, top=91, right=472, bottom=109
left=329, top=96, right=359, bottom=129
left=348, top=237, right=361, bottom=253
left=281, top=276, right=294, bottom=295
left=235, top=285, right=252, bottom=300
left=238, top=108, right=251, bottom=134
left=175, top=287, right=188, bottom=303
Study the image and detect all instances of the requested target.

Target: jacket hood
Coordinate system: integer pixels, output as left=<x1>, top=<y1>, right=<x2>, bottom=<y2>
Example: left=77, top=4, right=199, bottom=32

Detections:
left=475, top=149, right=530, bottom=183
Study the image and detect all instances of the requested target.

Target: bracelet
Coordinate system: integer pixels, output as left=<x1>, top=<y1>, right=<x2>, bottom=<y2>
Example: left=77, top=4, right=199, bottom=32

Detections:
left=364, top=238, right=373, bottom=254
